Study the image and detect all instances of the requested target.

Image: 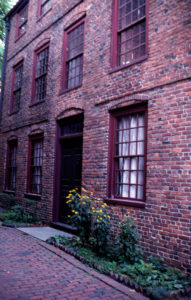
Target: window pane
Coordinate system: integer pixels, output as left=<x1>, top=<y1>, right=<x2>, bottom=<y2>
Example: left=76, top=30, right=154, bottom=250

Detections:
left=30, top=139, right=43, bottom=194
left=35, top=47, right=49, bottom=102
left=114, top=110, right=146, bottom=201
left=8, top=143, right=17, bottom=190
left=41, top=0, right=51, bottom=15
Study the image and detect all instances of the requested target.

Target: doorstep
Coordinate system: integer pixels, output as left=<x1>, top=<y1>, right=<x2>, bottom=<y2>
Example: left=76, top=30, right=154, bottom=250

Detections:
left=51, top=221, right=78, bottom=234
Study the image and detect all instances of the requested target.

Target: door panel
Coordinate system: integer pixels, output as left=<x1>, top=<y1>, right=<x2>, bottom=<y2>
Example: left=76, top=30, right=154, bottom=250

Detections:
left=59, top=137, right=82, bottom=223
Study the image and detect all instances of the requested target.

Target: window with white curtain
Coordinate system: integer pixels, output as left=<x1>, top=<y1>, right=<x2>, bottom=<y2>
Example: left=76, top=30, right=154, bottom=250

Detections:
left=109, top=105, right=147, bottom=204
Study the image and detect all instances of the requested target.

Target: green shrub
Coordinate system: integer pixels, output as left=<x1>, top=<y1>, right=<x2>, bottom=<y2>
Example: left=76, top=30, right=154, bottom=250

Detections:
left=0, top=193, right=16, bottom=209
left=90, top=204, right=111, bottom=255
left=0, top=204, right=40, bottom=224
left=119, top=216, right=141, bottom=264
left=66, top=189, right=93, bottom=243
left=66, top=189, right=112, bottom=254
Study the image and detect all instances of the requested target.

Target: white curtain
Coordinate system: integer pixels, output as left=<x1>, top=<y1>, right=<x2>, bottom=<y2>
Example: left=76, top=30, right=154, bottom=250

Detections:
left=117, top=113, right=144, bottom=199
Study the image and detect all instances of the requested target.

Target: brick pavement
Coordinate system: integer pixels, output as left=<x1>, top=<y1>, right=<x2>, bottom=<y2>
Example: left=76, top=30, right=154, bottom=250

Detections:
left=0, top=225, right=148, bottom=300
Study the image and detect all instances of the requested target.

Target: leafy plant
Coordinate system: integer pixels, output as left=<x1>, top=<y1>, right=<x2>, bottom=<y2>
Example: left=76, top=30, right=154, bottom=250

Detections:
left=66, top=189, right=93, bottom=243
left=46, top=235, right=191, bottom=298
left=0, top=203, right=40, bottom=224
left=0, top=192, right=16, bottom=209
left=90, top=204, right=111, bottom=255
left=119, top=216, right=141, bottom=264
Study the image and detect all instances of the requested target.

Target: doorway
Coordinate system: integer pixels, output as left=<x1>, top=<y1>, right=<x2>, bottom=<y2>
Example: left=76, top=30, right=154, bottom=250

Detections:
left=54, top=115, right=83, bottom=224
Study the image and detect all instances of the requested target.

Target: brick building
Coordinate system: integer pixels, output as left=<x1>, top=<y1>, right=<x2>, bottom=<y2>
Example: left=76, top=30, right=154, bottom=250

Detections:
left=0, top=0, right=191, bottom=274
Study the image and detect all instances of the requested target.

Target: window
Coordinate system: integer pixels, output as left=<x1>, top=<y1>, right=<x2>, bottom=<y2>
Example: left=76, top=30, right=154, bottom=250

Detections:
left=10, top=62, right=23, bottom=113
left=32, top=44, right=49, bottom=103
left=6, top=141, right=17, bottom=191
left=112, top=0, right=147, bottom=68
left=62, top=18, right=85, bottom=91
left=108, top=105, right=147, bottom=206
left=16, top=5, right=28, bottom=39
left=28, top=136, right=43, bottom=194
left=38, top=0, right=51, bottom=18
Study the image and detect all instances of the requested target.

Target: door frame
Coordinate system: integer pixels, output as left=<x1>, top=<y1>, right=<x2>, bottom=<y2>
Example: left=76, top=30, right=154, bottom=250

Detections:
left=53, top=114, right=83, bottom=222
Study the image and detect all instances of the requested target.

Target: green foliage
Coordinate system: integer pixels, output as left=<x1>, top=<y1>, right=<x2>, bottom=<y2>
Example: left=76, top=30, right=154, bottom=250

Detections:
left=0, top=200, right=41, bottom=225
left=119, top=216, right=141, bottom=264
left=90, top=205, right=111, bottom=255
left=47, top=235, right=191, bottom=297
left=0, top=192, right=16, bottom=209
left=66, top=189, right=92, bottom=243
left=120, top=259, right=190, bottom=293
left=66, top=189, right=111, bottom=254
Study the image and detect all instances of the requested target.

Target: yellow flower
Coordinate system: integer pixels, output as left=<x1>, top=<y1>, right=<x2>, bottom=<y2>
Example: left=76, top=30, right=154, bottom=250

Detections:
left=118, top=222, right=121, bottom=225
left=78, top=194, right=81, bottom=198
left=67, top=215, right=71, bottom=218
left=83, top=201, right=86, bottom=205
left=97, top=198, right=101, bottom=201
left=75, top=211, right=78, bottom=214
left=100, top=209, right=102, bottom=213
left=128, top=211, right=130, bottom=214
left=108, top=216, right=110, bottom=219
left=72, top=210, right=75, bottom=213
left=97, top=219, right=99, bottom=222
left=104, top=203, right=107, bottom=206
left=91, top=192, right=93, bottom=196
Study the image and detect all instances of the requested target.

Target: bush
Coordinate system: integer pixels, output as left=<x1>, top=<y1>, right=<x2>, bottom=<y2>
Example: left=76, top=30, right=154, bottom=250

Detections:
left=0, top=203, right=40, bottom=224
left=119, top=216, right=141, bottom=264
left=66, top=189, right=93, bottom=243
left=0, top=193, right=16, bottom=209
left=90, top=204, right=111, bottom=255
left=66, top=189, right=111, bottom=254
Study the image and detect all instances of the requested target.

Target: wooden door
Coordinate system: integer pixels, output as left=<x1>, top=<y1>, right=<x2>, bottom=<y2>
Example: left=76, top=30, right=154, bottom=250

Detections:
left=59, top=137, right=82, bottom=223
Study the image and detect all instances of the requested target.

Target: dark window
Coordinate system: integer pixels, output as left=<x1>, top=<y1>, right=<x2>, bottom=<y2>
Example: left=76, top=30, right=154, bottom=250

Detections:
left=38, top=0, right=51, bottom=17
left=29, top=137, right=43, bottom=194
left=6, top=141, right=17, bottom=191
left=108, top=105, right=147, bottom=205
left=11, top=62, right=23, bottom=113
left=112, top=0, right=147, bottom=68
left=33, top=45, right=49, bottom=103
left=17, top=5, right=28, bottom=38
left=62, top=18, right=85, bottom=91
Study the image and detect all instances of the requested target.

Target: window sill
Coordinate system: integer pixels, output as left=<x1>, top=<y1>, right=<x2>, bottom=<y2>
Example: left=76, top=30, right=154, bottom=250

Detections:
left=15, top=31, right=26, bottom=43
left=59, top=84, right=82, bottom=96
left=24, top=193, right=41, bottom=200
left=29, top=100, right=45, bottom=108
left=37, top=7, right=52, bottom=22
left=105, top=197, right=145, bottom=208
left=109, top=55, right=148, bottom=74
left=3, top=190, right=16, bottom=195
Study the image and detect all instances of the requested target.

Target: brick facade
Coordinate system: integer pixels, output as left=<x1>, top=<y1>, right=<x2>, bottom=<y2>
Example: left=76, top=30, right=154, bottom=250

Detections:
left=0, top=0, right=191, bottom=274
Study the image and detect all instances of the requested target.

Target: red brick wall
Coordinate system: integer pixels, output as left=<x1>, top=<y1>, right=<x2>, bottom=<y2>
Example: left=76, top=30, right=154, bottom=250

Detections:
left=0, top=0, right=191, bottom=274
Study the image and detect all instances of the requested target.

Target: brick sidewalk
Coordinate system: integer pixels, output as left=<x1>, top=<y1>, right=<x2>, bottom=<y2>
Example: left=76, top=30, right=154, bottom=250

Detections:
left=0, top=226, right=148, bottom=300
